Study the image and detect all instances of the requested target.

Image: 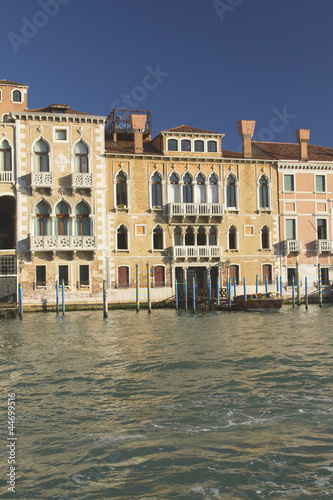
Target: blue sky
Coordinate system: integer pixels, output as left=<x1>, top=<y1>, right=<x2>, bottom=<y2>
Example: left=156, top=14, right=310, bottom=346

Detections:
left=2, top=0, right=333, bottom=151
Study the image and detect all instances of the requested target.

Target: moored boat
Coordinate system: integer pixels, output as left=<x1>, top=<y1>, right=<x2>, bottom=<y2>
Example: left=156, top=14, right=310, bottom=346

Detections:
left=235, top=292, right=284, bottom=311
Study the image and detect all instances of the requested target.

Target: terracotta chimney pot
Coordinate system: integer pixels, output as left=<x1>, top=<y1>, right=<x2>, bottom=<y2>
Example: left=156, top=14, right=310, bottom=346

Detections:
left=237, top=120, right=256, bottom=158
left=130, top=114, right=146, bottom=154
left=295, top=129, right=310, bottom=161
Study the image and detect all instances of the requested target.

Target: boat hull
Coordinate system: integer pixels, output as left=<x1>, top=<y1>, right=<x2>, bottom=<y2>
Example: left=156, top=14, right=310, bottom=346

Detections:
left=235, top=293, right=284, bottom=311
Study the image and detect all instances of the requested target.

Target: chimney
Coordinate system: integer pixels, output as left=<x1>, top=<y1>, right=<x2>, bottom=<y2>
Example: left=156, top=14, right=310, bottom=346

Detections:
left=295, top=129, right=310, bottom=161
left=130, top=114, right=146, bottom=154
left=237, top=120, right=256, bottom=158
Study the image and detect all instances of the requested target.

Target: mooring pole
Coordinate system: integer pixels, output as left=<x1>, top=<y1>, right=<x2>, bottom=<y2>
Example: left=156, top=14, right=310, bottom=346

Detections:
left=209, top=277, right=212, bottom=311
left=292, top=276, right=295, bottom=308
left=62, top=279, right=65, bottom=316
left=192, top=277, right=196, bottom=314
left=175, top=278, right=178, bottom=311
left=280, top=276, right=283, bottom=297
left=243, top=277, right=247, bottom=312
left=296, top=261, right=301, bottom=306
left=56, top=280, right=59, bottom=315
left=233, top=277, right=237, bottom=301
left=217, top=276, right=220, bottom=308
left=256, top=274, right=259, bottom=294
left=136, top=264, right=140, bottom=312
left=305, top=276, right=308, bottom=310
left=228, top=277, right=232, bottom=311
left=276, top=275, right=279, bottom=294
left=318, top=263, right=322, bottom=308
left=185, top=277, right=188, bottom=312
left=265, top=275, right=268, bottom=293
left=18, top=282, right=23, bottom=320
left=103, top=280, right=108, bottom=318
left=147, top=262, right=151, bottom=314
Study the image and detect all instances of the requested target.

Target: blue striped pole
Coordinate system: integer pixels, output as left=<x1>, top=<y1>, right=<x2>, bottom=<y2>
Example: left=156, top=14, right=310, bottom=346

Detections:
left=62, top=279, right=65, bottom=316
left=305, top=276, right=308, bottom=310
left=292, top=276, right=295, bottom=308
left=56, top=280, right=59, bottom=314
left=147, top=262, right=151, bottom=314
left=256, top=274, right=259, bottom=294
left=136, top=264, right=140, bottom=312
left=103, top=280, right=108, bottom=318
left=276, top=275, right=279, bottom=294
left=280, top=276, right=283, bottom=297
left=18, top=282, right=23, bottom=320
left=243, top=277, right=247, bottom=312
left=228, top=277, right=232, bottom=311
left=318, top=263, right=322, bottom=308
left=209, top=277, right=212, bottom=311
left=296, top=261, right=300, bottom=306
left=175, top=278, right=178, bottom=310
left=265, top=275, right=268, bottom=293
left=217, top=276, right=220, bottom=308
left=185, top=277, right=188, bottom=312
left=233, top=277, right=237, bottom=301
left=192, top=278, right=196, bottom=314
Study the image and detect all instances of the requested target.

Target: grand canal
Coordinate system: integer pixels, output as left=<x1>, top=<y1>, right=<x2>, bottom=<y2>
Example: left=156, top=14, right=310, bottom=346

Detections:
left=0, top=306, right=332, bottom=499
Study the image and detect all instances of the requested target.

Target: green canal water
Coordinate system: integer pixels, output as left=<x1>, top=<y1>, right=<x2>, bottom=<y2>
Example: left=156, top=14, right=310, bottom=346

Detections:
left=0, top=306, right=332, bottom=499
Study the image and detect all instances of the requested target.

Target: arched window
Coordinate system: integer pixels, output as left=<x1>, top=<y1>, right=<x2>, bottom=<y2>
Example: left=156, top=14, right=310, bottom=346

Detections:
left=226, top=174, right=236, bottom=208
left=196, top=173, right=206, bottom=203
left=169, top=171, right=179, bottom=203
left=35, top=200, right=51, bottom=236
left=261, top=225, right=270, bottom=249
left=208, top=173, right=218, bottom=203
left=55, top=201, right=71, bottom=236
left=181, top=140, right=191, bottom=152
left=116, top=171, right=127, bottom=207
left=194, top=140, right=204, bottom=152
left=183, top=173, right=193, bottom=203
left=185, top=226, right=194, bottom=246
left=174, top=226, right=182, bottom=246
left=228, top=225, right=237, bottom=250
left=74, top=141, right=88, bottom=173
left=259, top=176, right=269, bottom=208
left=151, top=172, right=162, bottom=207
left=168, top=139, right=178, bottom=151
left=197, top=226, right=206, bottom=246
left=117, top=224, right=128, bottom=250
left=0, top=140, right=11, bottom=171
left=75, top=201, right=90, bottom=236
left=153, top=226, right=163, bottom=250
left=12, top=90, right=22, bottom=102
left=208, top=141, right=217, bottom=152
left=209, top=226, right=217, bottom=246
left=34, top=139, right=49, bottom=172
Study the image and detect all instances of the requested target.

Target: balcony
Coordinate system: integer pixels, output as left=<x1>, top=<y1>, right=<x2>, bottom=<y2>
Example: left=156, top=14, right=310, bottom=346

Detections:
left=31, top=171, right=54, bottom=190
left=286, top=240, right=302, bottom=253
left=0, top=171, right=13, bottom=183
left=29, top=235, right=96, bottom=254
left=172, top=245, right=223, bottom=260
left=71, top=172, right=94, bottom=191
left=317, top=239, right=333, bottom=254
left=166, top=203, right=224, bottom=222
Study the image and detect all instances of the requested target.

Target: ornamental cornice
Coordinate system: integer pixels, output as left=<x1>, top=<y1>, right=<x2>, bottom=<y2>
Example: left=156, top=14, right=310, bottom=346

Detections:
left=278, top=162, right=333, bottom=170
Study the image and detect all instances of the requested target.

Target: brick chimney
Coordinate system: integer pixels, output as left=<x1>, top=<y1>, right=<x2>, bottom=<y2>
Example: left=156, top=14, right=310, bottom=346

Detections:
left=295, top=129, right=310, bottom=161
left=130, top=114, right=146, bottom=154
left=237, top=120, right=255, bottom=158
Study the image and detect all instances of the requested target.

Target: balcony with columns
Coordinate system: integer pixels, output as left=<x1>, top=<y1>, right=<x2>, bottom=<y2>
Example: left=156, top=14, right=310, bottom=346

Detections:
left=172, top=245, right=223, bottom=261
left=317, top=239, right=333, bottom=254
left=166, top=203, right=224, bottom=223
left=71, top=172, right=94, bottom=192
left=286, top=240, right=302, bottom=254
left=31, top=171, right=54, bottom=192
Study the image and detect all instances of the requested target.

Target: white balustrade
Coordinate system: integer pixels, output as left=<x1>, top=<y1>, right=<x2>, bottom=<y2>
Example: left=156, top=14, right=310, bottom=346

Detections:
left=166, top=203, right=224, bottom=219
left=32, top=171, right=54, bottom=187
left=0, top=171, right=13, bottom=182
left=286, top=240, right=302, bottom=253
left=30, top=235, right=96, bottom=251
left=71, top=173, right=93, bottom=188
left=317, top=239, right=333, bottom=253
left=172, top=246, right=222, bottom=259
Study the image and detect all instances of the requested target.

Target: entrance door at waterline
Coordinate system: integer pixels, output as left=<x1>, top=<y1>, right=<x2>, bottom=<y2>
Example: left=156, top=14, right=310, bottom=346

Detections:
left=118, top=266, right=129, bottom=288
left=262, top=265, right=272, bottom=284
left=187, top=267, right=205, bottom=288
left=229, top=265, right=239, bottom=285
left=0, top=276, right=17, bottom=303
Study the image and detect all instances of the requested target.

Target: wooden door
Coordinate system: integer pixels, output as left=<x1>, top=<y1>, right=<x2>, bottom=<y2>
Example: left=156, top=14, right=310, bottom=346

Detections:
left=118, top=266, right=129, bottom=288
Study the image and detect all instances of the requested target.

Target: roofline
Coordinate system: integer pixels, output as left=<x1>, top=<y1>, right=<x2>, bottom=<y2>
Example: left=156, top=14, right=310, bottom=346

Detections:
left=12, top=110, right=106, bottom=120
left=159, top=131, right=225, bottom=137
left=0, top=81, right=28, bottom=88
left=105, top=150, right=274, bottom=163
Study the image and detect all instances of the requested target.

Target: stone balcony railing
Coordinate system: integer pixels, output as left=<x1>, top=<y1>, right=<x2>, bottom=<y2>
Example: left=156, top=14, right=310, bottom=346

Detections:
left=71, top=172, right=94, bottom=190
left=31, top=171, right=54, bottom=189
left=286, top=240, right=302, bottom=253
left=166, top=203, right=224, bottom=222
left=172, top=245, right=223, bottom=260
left=0, top=171, right=13, bottom=183
left=29, top=235, right=96, bottom=252
left=317, top=239, right=333, bottom=253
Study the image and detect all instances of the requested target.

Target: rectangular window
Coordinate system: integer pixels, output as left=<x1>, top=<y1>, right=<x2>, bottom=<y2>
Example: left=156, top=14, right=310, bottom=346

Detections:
left=79, top=265, right=89, bottom=287
left=284, top=174, right=294, bottom=192
left=244, top=225, right=254, bottom=236
left=285, top=219, right=296, bottom=240
left=316, top=175, right=326, bottom=192
left=321, top=267, right=330, bottom=285
left=55, top=129, right=67, bottom=140
left=317, top=219, right=327, bottom=240
left=59, top=265, right=69, bottom=286
left=36, top=265, right=46, bottom=287
left=135, top=224, right=146, bottom=236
